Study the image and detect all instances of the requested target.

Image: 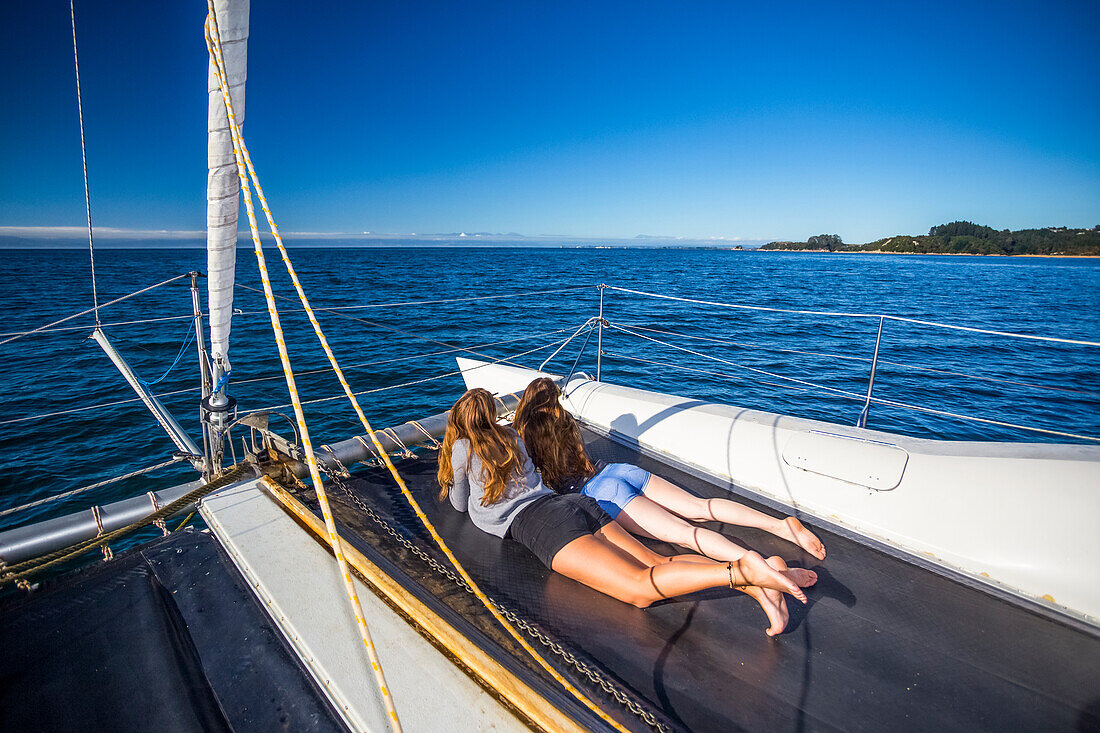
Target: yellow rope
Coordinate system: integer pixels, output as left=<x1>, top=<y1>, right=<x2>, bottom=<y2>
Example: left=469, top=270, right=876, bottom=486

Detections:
left=205, top=12, right=629, bottom=732
left=204, top=10, right=402, bottom=730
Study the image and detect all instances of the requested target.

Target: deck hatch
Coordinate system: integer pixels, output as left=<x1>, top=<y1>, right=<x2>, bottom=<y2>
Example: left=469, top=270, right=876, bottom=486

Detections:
left=781, top=430, right=909, bottom=490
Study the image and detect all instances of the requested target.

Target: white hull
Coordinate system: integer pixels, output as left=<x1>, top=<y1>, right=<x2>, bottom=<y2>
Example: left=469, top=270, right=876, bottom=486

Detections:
left=458, top=358, right=1100, bottom=624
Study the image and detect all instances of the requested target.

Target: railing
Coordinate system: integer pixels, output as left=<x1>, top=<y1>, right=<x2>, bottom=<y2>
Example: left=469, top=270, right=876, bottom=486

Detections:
left=595, top=285, right=1100, bottom=444
left=0, top=282, right=604, bottom=522
left=5, top=277, right=1099, bottom=522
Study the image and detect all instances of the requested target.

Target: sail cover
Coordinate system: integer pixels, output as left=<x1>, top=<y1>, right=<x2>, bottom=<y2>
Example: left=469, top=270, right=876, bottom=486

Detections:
left=206, top=0, right=249, bottom=374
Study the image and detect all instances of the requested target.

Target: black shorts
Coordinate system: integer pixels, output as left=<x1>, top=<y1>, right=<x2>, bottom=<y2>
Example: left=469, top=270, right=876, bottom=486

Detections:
left=507, top=493, right=614, bottom=569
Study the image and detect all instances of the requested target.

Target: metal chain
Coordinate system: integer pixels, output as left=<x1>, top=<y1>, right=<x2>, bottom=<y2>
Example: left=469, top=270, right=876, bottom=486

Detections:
left=322, top=469, right=669, bottom=733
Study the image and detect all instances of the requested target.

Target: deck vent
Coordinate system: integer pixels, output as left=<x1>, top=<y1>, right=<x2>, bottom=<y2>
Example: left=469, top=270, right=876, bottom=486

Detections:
left=782, top=431, right=909, bottom=491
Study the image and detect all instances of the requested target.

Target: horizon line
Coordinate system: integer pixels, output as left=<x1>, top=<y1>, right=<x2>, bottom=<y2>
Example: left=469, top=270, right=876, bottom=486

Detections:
left=0, top=225, right=768, bottom=243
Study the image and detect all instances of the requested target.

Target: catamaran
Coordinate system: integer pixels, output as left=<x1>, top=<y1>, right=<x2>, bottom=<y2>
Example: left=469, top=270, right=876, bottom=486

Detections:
left=2, top=2, right=1098, bottom=731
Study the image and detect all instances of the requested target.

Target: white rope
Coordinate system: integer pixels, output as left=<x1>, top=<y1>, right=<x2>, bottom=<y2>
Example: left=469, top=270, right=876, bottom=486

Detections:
left=605, top=286, right=1100, bottom=347
left=69, top=0, right=99, bottom=326
left=606, top=351, right=1100, bottom=443
left=617, top=322, right=1100, bottom=399
left=0, top=274, right=191, bottom=347
left=0, top=456, right=186, bottom=519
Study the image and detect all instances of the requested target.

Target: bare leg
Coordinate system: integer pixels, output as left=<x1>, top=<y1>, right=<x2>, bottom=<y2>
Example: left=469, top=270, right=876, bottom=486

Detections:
left=594, top=520, right=673, bottom=567
left=643, top=475, right=827, bottom=560
left=551, top=536, right=806, bottom=608
left=614, top=495, right=752, bottom=562
left=596, top=520, right=723, bottom=566
left=599, top=520, right=815, bottom=591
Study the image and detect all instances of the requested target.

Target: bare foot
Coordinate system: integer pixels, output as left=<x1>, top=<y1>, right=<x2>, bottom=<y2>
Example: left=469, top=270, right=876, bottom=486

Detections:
left=787, top=567, right=818, bottom=588
left=730, top=551, right=807, bottom=603
left=779, top=517, right=826, bottom=560
left=768, top=554, right=816, bottom=587
left=739, top=584, right=788, bottom=636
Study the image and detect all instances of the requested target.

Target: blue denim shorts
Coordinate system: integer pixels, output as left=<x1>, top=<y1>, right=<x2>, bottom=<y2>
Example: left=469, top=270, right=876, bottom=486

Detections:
left=581, top=463, right=652, bottom=519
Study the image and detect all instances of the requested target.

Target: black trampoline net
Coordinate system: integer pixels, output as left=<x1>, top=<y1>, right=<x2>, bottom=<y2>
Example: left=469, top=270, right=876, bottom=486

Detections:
left=290, top=429, right=1100, bottom=733
left=0, top=529, right=347, bottom=733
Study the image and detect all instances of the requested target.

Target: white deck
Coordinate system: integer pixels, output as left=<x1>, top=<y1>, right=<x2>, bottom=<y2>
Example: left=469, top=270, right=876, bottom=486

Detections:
left=200, top=478, right=527, bottom=733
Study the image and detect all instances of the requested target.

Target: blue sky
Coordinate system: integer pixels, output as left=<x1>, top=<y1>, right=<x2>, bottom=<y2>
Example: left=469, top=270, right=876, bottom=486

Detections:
left=1, top=0, right=1097, bottom=243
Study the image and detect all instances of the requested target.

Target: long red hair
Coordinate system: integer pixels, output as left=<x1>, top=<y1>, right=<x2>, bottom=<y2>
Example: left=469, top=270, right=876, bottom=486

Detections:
left=437, top=388, right=523, bottom=506
left=513, top=377, right=594, bottom=492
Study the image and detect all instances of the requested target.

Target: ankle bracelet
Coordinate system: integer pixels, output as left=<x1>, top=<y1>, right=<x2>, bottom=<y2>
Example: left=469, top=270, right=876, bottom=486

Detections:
left=727, top=561, right=735, bottom=588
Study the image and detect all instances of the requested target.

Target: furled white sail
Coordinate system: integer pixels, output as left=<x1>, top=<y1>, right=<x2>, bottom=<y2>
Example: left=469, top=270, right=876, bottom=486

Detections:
left=206, top=0, right=248, bottom=382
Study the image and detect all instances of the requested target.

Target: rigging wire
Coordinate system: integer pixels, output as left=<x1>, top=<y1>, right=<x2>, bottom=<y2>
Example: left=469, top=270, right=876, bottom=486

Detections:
left=69, top=0, right=99, bottom=326
left=563, top=321, right=598, bottom=384
left=252, top=331, right=577, bottom=414
left=0, top=387, right=195, bottom=428
left=234, top=284, right=596, bottom=313
left=605, top=286, right=1100, bottom=347
left=607, top=321, right=869, bottom=401
left=604, top=350, right=1100, bottom=443
left=0, top=328, right=573, bottom=428
left=236, top=281, right=552, bottom=368
left=0, top=456, right=187, bottom=520
left=0, top=313, right=199, bottom=338
left=616, top=322, right=1100, bottom=399
left=135, top=322, right=196, bottom=387
left=0, top=273, right=191, bottom=347
left=0, top=286, right=596, bottom=340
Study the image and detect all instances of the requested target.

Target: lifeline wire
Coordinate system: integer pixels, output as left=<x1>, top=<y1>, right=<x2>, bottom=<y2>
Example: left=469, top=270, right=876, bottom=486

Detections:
left=605, top=326, right=1100, bottom=442
left=243, top=284, right=595, bottom=313
left=606, top=286, right=1100, bottom=347
left=207, top=14, right=631, bottom=730
left=253, top=332, right=577, bottom=414
left=0, top=313, right=198, bottom=338
left=0, top=273, right=191, bottom=347
left=205, top=11, right=401, bottom=729
left=236, top=282, right=535, bottom=369
left=69, top=0, right=99, bottom=325
left=616, top=322, right=1100, bottom=399
left=0, top=328, right=572, bottom=428
left=0, top=456, right=186, bottom=519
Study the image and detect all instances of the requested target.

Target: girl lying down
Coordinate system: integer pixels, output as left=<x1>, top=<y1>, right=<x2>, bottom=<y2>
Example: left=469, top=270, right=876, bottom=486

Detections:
left=513, top=377, right=827, bottom=564
left=438, top=388, right=816, bottom=635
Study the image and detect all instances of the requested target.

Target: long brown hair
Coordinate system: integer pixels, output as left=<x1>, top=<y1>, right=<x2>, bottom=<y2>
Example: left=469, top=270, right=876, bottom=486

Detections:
left=513, top=377, right=593, bottom=492
left=437, top=388, right=524, bottom=506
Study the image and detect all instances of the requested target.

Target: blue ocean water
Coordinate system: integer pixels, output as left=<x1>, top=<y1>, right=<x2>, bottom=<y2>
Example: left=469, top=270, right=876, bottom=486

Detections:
left=1, top=247, right=1098, bottom=540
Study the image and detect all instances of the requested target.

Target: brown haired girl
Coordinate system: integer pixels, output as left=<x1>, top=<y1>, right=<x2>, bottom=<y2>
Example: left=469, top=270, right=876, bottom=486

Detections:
left=439, top=388, right=815, bottom=629
left=513, top=377, right=827, bottom=564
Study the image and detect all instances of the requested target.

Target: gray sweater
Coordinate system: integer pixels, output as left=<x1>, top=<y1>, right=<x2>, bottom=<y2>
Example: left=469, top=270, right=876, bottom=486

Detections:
left=449, top=433, right=552, bottom=538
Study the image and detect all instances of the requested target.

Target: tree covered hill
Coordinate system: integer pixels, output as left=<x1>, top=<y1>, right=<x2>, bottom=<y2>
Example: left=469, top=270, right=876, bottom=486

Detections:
left=762, top=222, right=1100, bottom=256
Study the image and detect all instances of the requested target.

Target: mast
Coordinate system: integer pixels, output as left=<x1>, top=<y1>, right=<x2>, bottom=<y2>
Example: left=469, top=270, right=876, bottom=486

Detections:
left=204, top=0, right=248, bottom=468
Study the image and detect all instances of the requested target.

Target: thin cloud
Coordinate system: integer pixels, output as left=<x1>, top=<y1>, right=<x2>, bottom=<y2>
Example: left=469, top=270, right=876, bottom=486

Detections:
left=0, top=226, right=206, bottom=239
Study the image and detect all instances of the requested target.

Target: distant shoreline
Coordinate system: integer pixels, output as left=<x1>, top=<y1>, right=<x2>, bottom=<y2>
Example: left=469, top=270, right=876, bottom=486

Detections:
left=757, top=249, right=1100, bottom=258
